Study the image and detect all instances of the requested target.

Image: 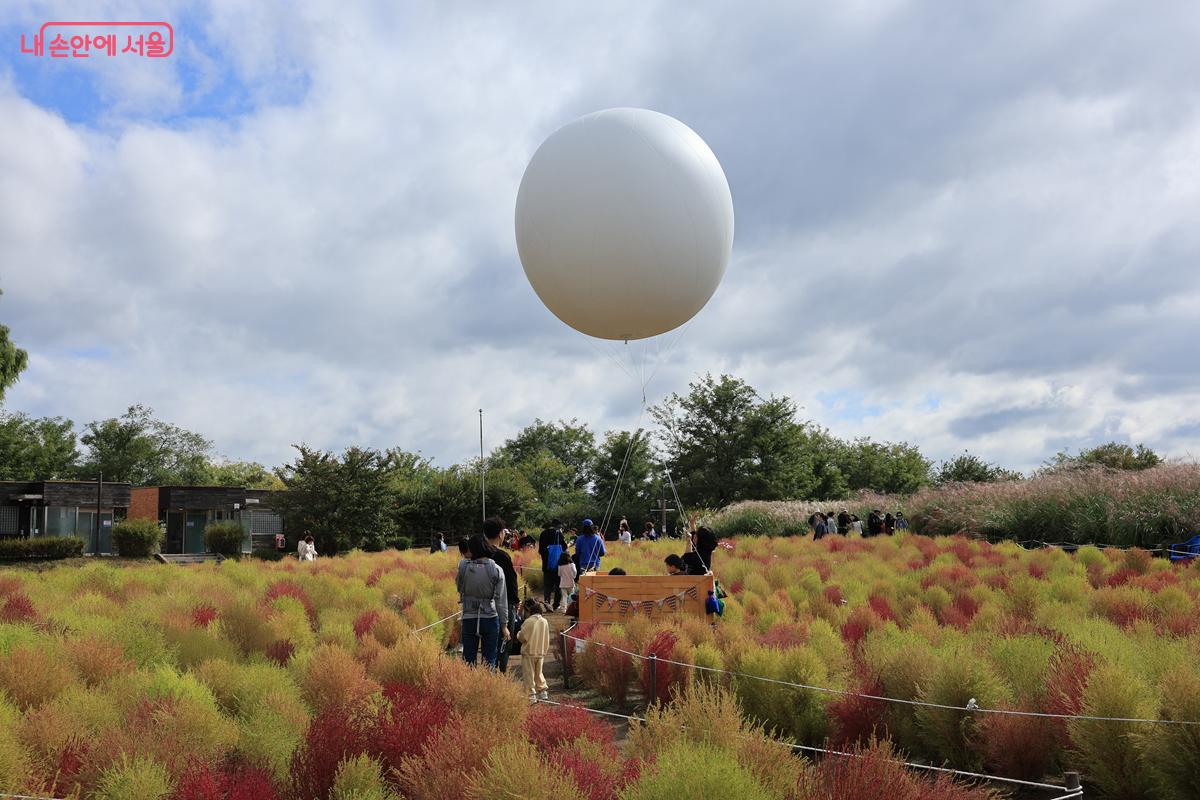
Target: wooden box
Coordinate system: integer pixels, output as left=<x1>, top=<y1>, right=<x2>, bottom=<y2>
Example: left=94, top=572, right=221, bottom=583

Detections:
left=577, top=573, right=714, bottom=623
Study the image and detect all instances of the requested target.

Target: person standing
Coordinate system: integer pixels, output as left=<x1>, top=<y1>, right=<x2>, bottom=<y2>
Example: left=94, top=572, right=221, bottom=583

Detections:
left=837, top=510, right=851, bottom=535
left=430, top=532, right=447, bottom=553
left=813, top=513, right=828, bottom=540
left=618, top=520, right=633, bottom=544
left=538, top=519, right=565, bottom=607
left=895, top=511, right=910, bottom=530
left=692, top=525, right=717, bottom=571
left=574, top=519, right=606, bottom=573
left=556, top=550, right=577, bottom=612
left=850, top=515, right=864, bottom=535
left=456, top=534, right=509, bottom=668
left=884, top=512, right=896, bottom=535
left=866, top=510, right=883, bottom=538
left=298, top=534, right=317, bottom=561
left=483, top=517, right=521, bottom=673
left=517, top=598, right=551, bottom=702
left=643, top=520, right=658, bottom=541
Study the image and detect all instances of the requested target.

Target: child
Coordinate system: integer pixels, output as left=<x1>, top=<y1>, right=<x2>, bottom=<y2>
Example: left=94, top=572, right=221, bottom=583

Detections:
left=556, top=550, right=577, bottom=612
left=517, top=598, right=550, bottom=701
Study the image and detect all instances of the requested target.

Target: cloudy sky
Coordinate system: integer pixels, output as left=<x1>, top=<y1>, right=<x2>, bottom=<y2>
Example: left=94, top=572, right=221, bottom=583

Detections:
left=2, top=1, right=1200, bottom=473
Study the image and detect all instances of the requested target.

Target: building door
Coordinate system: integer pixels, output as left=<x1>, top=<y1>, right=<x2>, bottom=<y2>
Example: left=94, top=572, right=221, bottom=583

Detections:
left=78, top=511, right=96, bottom=554
left=98, top=513, right=113, bottom=554
left=166, top=512, right=184, bottom=554
left=185, top=512, right=207, bottom=553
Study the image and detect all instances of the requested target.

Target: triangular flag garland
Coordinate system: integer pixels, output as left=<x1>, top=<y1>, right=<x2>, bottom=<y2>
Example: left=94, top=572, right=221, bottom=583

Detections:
left=579, top=585, right=702, bottom=617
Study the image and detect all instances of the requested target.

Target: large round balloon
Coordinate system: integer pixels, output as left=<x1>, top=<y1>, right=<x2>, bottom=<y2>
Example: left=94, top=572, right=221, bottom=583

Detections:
left=515, top=108, right=734, bottom=341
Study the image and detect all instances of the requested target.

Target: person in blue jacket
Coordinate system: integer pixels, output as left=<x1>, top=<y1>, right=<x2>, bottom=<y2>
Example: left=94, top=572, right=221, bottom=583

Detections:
left=573, top=518, right=606, bottom=573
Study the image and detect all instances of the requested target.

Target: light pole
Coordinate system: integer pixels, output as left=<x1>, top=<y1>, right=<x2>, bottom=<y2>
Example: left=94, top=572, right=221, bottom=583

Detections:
left=479, top=409, right=487, bottom=523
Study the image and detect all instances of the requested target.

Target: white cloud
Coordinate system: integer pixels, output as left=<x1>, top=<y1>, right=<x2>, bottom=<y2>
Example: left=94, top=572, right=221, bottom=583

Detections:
left=3, top=0, right=1200, bottom=475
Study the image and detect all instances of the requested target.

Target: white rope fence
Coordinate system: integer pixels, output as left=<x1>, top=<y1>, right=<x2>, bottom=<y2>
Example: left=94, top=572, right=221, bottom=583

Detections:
left=409, top=611, right=460, bottom=634
left=532, top=697, right=1083, bottom=798
left=560, top=629, right=1200, bottom=727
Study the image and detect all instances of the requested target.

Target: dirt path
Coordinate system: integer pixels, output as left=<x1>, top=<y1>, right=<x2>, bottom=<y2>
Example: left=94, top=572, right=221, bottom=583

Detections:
left=502, top=610, right=645, bottom=742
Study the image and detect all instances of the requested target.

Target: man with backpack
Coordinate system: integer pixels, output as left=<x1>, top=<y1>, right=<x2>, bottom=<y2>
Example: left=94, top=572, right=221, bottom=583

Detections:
left=456, top=534, right=509, bottom=668
left=483, top=516, right=521, bottom=673
left=538, top=519, right=566, bottom=606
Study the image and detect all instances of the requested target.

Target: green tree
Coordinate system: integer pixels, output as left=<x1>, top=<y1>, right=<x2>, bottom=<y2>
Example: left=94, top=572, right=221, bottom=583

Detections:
left=935, top=452, right=1022, bottom=484
left=0, top=290, right=28, bottom=403
left=0, top=413, right=79, bottom=479
left=208, top=459, right=284, bottom=489
left=78, top=405, right=213, bottom=485
left=1048, top=442, right=1162, bottom=472
left=273, top=444, right=399, bottom=554
left=492, top=418, right=597, bottom=492
left=591, top=429, right=657, bottom=528
left=834, top=438, right=932, bottom=494
left=651, top=374, right=814, bottom=508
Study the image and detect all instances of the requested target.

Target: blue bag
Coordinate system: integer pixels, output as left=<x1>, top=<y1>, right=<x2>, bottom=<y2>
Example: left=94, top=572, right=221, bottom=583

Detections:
left=546, top=543, right=563, bottom=571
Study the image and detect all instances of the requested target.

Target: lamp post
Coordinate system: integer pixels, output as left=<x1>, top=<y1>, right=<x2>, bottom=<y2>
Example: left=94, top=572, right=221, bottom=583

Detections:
left=479, top=409, right=487, bottom=523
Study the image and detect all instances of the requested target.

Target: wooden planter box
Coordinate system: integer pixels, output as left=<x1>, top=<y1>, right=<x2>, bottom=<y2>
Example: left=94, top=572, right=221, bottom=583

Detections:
left=577, top=573, right=714, bottom=623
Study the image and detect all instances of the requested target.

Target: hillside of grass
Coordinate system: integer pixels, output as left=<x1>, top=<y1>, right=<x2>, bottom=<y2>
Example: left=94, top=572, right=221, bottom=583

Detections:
left=709, top=464, right=1200, bottom=548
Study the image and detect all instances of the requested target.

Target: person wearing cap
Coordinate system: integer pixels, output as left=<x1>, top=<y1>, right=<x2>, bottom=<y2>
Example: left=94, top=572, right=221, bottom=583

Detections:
left=538, top=518, right=566, bottom=606
left=574, top=519, right=606, bottom=573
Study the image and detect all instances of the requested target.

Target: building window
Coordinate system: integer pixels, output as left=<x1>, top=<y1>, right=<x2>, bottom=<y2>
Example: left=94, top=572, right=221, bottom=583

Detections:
left=0, top=507, right=18, bottom=536
left=249, top=511, right=283, bottom=535
left=46, top=507, right=76, bottom=537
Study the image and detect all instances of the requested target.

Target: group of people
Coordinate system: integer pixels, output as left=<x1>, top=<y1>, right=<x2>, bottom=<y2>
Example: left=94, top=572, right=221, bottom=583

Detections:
left=808, top=509, right=909, bottom=539
left=453, top=513, right=720, bottom=701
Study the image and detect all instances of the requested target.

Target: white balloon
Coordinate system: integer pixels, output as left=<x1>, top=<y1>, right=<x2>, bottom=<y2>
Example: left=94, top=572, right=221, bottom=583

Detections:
left=515, top=108, right=734, bottom=341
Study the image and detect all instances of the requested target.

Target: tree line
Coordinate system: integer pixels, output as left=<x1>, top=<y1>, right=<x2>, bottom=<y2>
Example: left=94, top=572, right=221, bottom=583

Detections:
left=1, top=366, right=1162, bottom=554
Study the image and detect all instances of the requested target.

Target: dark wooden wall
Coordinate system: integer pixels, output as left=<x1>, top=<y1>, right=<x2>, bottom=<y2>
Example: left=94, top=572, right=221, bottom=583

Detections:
left=0, top=481, right=133, bottom=508
left=159, top=486, right=284, bottom=511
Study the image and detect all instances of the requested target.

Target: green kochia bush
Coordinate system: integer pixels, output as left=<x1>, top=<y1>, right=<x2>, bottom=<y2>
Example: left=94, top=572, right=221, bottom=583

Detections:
left=622, top=740, right=775, bottom=800
left=111, top=518, right=162, bottom=557
left=0, top=536, right=84, bottom=560
left=203, top=521, right=245, bottom=556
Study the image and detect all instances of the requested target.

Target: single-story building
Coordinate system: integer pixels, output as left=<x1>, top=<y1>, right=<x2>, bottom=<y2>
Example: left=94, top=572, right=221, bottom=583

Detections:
left=0, top=479, right=132, bottom=554
left=128, top=486, right=286, bottom=554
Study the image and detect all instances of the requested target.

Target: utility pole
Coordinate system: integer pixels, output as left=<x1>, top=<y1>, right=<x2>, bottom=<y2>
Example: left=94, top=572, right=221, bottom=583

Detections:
left=650, top=481, right=674, bottom=538
left=95, top=471, right=102, bottom=556
left=479, top=409, right=487, bottom=523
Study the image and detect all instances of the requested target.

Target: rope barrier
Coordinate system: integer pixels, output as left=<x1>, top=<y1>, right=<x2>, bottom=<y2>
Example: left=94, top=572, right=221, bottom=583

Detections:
left=410, top=611, right=460, bottom=634
left=997, top=536, right=1199, bottom=558
left=559, top=629, right=1200, bottom=727
left=531, top=697, right=1079, bottom=796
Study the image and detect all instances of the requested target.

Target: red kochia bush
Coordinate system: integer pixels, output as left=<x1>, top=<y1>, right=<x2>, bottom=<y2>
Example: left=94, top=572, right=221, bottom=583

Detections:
left=804, top=739, right=998, bottom=800
left=827, top=676, right=889, bottom=747
left=191, top=604, right=218, bottom=628
left=353, top=609, right=381, bottom=640
left=867, top=595, right=898, bottom=622
left=840, top=606, right=883, bottom=647
left=290, top=706, right=373, bottom=800
left=290, top=682, right=455, bottom=800
left=642, top=630, right=688, bottom=704
left=174, top=763, right=279, bottom=800
left=265, top=639, right=295, bottom=665
left=823, top=585, right=845, bottom=605
left=1043, top=644, right=1095, bottom=750
left=264, top=580, right=317, bottom=627
left=372, top=682, right=455, bottom=771
left=554, top=747, right=641, bottom=800
left=976, top=711, right=1061, bottom=782
left=525, top=701, right=617, bottom=754
left=0, top=591, right=38, bottom=624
